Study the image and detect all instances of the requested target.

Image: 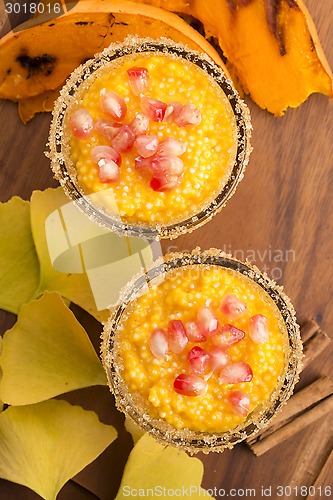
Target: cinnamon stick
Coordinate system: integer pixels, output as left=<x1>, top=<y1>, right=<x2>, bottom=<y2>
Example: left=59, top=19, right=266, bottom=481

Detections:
left=247, top=377, right=333, bottom=447
left=300, top=319, right=320, bottom=343
left=307, top=448, right=333, bottom=498
left=301, top=320, right=331, bottom=369
left=246, top=377, right=333, bottom=443
left=247, top=392, right=333, bottom=456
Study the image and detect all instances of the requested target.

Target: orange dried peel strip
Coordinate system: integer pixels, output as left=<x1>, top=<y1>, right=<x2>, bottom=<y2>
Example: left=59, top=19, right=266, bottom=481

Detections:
left=0, top=0, right=226, bottom=102
left=18, top=86, right=63, bottom=123
left=130, top=0, right=333, bottom=115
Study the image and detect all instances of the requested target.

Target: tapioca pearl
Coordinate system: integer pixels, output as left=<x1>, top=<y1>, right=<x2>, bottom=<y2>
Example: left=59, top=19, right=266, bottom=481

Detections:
left=148, top=394, right=160, bottom=407
left=173, top=417, right=185, bottom=430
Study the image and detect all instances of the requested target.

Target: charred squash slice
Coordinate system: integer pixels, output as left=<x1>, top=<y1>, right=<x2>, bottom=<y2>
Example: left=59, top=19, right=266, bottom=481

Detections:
left=132, top=0, right=333, bottom=115
left=18, top=87, right=62, bottom=124
left=0, top=0, right=225, bottom=102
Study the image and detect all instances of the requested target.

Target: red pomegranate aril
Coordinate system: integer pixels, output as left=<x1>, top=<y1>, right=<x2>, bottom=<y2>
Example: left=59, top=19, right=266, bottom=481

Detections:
left=174, top=373, right=207, bottom=397
left=91, top=145, right=122, bottom=167
left=98, top=159, right=120, bottom=183
left=164, top=101, right=182, bottom=121
left=249, top=314, right=269, bottom=344
left=149, top=328, right=168, bottom=359
left=150, top=154, right=184, bottom=176
left=131, top=113, right=149, bottom=136
left=188, top=346, right=210, bottom=375
left=135, top=155, right=152, bottom=172
left=212, top=324, right=245, bottom=347
left=70, top=108, right=94, bottom=139
left=175, top=103, right=201, bottom=127
left=157, top=137, right=186, bottom=156
left=94, top=119, right=122, bottom=140
left=220, top=294, right=247, bottom=320
left=100, top=88, right=127, bottom=121
left=168, top=320, right=188, bottom=354
left=150, top=174, right=181, bottom=192
left=135, top=135, right=159, bottom=158
left=219, top=362, right=253, bottom=384
left=209, top=347, right=229, bottom=371
left=141, top=96, right=167, bottom=122
left=228, top=390, right=250, bottom=417
left=185, top=321, right=206, bottom=342
left=197, top=306, right=219, bottom=337
left=111, top=125, right=135, bottom=153
left=127, top=66, right=151, bottom=96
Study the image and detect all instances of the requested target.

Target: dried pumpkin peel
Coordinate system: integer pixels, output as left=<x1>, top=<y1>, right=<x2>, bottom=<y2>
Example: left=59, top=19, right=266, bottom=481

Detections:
left=130, top=0, right=333, bottom=115
left=1, top=0, right=331, bottom=118
left=0, top=0, right=225, bottom=102
left=18, top=86, right=63, bottom=123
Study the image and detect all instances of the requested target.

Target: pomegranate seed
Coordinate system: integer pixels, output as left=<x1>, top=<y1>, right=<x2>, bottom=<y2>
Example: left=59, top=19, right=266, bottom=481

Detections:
left=91, top=145, right=121, bottom=167
left=94, top=119, right=122, bottom=140
left=150, top=174, right=181, bottom=192
left=185, top=321, right=206, bottom=342
left=228, top=390, right=250, bottom=416
left=135, top=155, right=152, bottom=173
left=141, top=97, right=167, bottom=122
left=97, top=159, right=120, bottom=183
left=209, top=347, right=229, bottom=371
left=249, top=314, right=269, bottom=344
left=188, top=346, right=210, bottom=374
left=157, top=137, right=186, bottom=156
left=168, top=320, right=188, bottom=353
left=131, top=113, right=149, bottom=136
left=197, top=306, right=219, bottom=337
left=164, top=101, right=182, bottom=122
left=149, top=328, right=168, bottom=359
left=212, top=324, right=245, bottom=347
left=127, top=67, right=151, bottom=96
left=135, top=135, right=159, bottom=158
left=111, top=125, right=135, bottom=153
left=220, top=294, right=247, bottom=320
left=219, top=362, right=253, bottom=384
left=100, top=88, right=127, bottom=122
left=69, top=108, right=93, bottom=139
left=150, top=154, right=184, bottom=176
left=174, top=374, right=207, bottom=397
left=175, top=103, right=201, bottom=127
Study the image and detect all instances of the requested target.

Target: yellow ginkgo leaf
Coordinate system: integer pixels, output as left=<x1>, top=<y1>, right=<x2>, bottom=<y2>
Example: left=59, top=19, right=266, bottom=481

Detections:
left=0, top=338, right=3, bottom=413
left=115, top=433, right=213, bottom=499
left=0, top=196, right=40, bottom=314
left=0, top=399, right=117, bottom=500
left=30, top=187, right=109, bottom=323
left=0, top=291, right=107, bottom=406
left=125, top=417, right=145, bottom=445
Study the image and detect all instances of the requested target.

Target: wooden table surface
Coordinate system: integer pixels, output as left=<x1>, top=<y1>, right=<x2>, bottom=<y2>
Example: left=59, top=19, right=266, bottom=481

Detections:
left=0, top=1, right=332, bottom=498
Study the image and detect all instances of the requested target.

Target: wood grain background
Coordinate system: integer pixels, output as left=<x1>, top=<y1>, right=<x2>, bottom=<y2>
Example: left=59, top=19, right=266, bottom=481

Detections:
left=0, top=0, right=332, bottom=498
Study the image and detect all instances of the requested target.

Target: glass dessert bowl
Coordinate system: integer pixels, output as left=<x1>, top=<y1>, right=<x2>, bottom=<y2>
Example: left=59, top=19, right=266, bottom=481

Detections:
left=48, top=36, right=252, bottom=240
left=101, top=248, right=303, bottom=454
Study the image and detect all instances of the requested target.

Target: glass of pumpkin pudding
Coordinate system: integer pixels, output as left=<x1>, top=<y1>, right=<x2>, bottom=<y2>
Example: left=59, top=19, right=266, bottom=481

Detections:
left=48, top=36, right=251, bottom=239
left=101, top=248, right=303, bottom=453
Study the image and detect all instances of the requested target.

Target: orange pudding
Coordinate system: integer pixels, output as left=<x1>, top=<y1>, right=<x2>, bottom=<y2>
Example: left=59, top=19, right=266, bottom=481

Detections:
left=49, top=38, right=251, bottom=238
left=102, top=250, right=302, bottom=452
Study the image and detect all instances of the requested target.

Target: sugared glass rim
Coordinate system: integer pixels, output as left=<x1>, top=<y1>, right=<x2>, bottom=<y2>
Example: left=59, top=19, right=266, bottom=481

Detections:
left=101, top=248, right=303, bottom=454
left=48, top=36, right=252, bottom=240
